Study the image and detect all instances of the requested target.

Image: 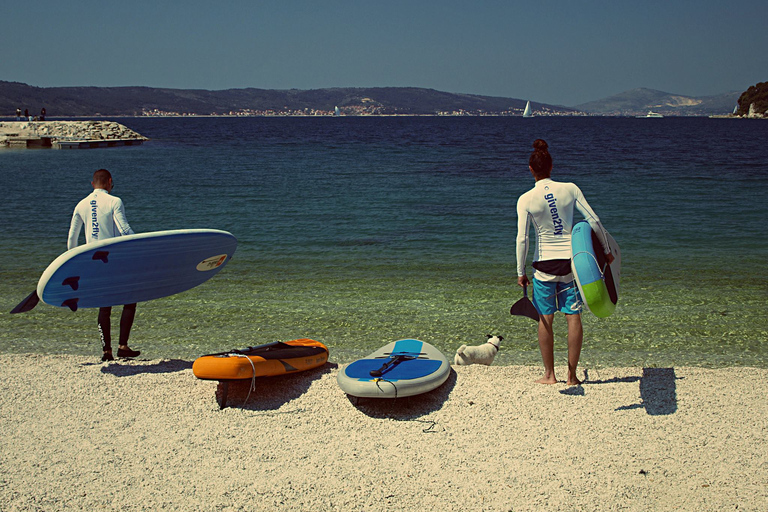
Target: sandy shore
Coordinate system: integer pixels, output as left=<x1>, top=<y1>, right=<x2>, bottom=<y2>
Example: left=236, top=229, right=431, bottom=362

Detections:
left=1, top=353, right=766, bottom=511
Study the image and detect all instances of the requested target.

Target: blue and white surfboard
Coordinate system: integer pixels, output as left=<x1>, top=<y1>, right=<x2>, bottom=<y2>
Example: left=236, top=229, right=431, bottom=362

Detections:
left=337, top=339, right=450, bottom=398
left=38, top=229, right=237, bottom=311
left=571, top=221, right=621, bottom=318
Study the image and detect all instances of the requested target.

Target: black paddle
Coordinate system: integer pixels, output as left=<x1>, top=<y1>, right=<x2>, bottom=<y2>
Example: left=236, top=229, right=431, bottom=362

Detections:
left=10, top=290, right=40, bottom=314
left=369, top=354, right=416, bottom=377
left=509, top=285, right=539, bottom=322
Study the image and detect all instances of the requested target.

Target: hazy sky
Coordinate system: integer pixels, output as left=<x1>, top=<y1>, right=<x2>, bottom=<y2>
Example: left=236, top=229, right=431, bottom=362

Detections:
left=3, top=0, right=765, bottom=106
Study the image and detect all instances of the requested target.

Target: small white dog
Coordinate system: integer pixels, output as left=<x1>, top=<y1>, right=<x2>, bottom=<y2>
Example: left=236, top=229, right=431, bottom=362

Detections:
left=454, top=334, right=503, bottom=366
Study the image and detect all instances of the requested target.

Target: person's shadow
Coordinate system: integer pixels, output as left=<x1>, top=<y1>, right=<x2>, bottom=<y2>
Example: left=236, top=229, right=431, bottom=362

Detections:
left=619, top=367, right=679, bottom=415
left=589, top=367, right=679, bottom=415
left=95, top=359, right=193, bottom=376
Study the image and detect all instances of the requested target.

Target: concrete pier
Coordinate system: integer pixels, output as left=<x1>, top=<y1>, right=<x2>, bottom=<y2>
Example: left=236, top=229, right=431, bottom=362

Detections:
left=0, top=121, right=148, bottom=149
left=55, top=139, right=145, bottom=149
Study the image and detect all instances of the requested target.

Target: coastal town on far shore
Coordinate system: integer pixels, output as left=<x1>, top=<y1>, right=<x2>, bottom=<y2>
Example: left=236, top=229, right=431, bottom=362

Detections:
left=138, top=94, right=580, bottom=117
left=140, top=105, right=584, bottom=117
left=4, top=81, right=764, bottom=118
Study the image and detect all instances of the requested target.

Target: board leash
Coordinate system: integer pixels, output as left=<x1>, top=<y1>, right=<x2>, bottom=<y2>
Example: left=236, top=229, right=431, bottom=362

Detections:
left=572, top=250, right=608, bottom=277
left=230, top=353, right=258, bottom=405
left=374, top=378, right=399, bottom=399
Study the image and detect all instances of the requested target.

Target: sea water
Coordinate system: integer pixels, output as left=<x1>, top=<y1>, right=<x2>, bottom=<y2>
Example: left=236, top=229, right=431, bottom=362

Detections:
left=1, top=116, right=766, bottom=368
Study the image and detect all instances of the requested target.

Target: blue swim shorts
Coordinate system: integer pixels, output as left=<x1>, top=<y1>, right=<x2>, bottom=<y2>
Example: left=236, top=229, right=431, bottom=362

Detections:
left=532, top=278, right=582, bottom=315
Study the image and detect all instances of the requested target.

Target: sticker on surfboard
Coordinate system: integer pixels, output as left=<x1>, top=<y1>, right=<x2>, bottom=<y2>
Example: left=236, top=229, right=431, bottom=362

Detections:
left=196, top=254, right=228, bottom=271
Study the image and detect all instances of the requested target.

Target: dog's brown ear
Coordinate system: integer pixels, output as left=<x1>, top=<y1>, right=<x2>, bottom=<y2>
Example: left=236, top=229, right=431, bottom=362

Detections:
left=498, top=335, right=504, bottom=341
left=486, top=334, right=492, bottom=338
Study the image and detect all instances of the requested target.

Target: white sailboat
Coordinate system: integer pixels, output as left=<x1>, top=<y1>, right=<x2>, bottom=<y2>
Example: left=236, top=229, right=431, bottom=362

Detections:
left=523, top=101, right=533, bottom=118
left=334, top=106, right=341, bottom=117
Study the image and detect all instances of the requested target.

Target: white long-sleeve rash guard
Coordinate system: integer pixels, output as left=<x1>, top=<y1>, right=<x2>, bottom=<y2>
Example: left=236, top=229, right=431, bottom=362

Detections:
left=516, top=178, right=610, bottom=282
left=67, top=189, right=134, bottom=250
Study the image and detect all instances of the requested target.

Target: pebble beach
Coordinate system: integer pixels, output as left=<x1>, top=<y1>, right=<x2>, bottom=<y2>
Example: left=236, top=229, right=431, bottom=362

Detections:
left=1, top=353, right=766, bottom=511
left=2, top=116, right=768, bottom=511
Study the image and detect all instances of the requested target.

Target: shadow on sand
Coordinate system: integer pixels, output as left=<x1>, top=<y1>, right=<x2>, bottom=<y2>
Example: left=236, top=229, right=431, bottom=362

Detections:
left=588, top=367, right=680, bottom=416
left=214, top=363, right=337, bottom=411
left=96, top=359, right=193, bottom=376
left=345, top=368, right=458, bottom=424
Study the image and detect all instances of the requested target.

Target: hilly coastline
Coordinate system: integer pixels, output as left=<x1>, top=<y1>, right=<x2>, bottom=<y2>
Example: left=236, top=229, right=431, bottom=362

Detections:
left=575, top=88, right=741, bottom=116
left=1, top=81, right=574, bottom=117
left=0, top=81, right=750, bottom=117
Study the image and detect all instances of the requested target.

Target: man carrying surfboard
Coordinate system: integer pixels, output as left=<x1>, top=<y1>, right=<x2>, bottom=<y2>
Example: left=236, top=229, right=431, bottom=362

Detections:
left=515, top=140, right=613, bottom=385
left=68, top=169, right=141, bottom=362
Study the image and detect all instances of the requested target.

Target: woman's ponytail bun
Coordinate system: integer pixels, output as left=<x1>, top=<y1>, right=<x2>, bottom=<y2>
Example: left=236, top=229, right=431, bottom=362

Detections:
left=533, top=139, right=549, bottom=152
left=528, top=139, right=553, bottom=178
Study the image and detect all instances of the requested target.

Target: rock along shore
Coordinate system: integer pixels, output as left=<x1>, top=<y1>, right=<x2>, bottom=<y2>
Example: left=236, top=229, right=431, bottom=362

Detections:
left=0, top=120, right=148, bottom=148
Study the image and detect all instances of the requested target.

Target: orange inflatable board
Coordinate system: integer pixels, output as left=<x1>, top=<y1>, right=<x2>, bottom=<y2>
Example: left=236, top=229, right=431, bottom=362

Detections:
left=192, top=339, right=328, bottom=381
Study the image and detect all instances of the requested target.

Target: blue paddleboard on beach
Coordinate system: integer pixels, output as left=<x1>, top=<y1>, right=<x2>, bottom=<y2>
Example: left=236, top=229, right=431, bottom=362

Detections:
left=37, top=229, right=237, bottom=311
left=337, top=339, right=450, bottom=398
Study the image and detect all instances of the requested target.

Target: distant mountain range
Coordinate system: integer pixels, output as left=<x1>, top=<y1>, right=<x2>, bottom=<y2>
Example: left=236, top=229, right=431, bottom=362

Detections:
left=0, top=81, right=742, bottom=117
left=575, top=88, right=741, bottom=116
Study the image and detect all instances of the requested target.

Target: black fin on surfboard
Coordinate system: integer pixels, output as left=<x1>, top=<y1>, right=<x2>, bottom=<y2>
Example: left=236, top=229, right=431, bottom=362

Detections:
left=62, top=276, right=80, bottom=291
left=92, top=251, right=109, bottom=263
left=61, top=298, right=79, bottom=312
left=10, top=290, right=40, bottom=314
left=510, top=285, right=540, bottom=322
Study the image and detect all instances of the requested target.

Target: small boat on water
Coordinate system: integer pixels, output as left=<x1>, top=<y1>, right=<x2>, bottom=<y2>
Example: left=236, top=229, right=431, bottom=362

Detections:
left=523, top=101, right=533, bottom=118
left=637, top=111, right=663, bottom=118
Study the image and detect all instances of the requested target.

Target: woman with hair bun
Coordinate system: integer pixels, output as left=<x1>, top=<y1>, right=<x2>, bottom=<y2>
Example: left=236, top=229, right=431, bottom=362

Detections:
left=515, top=139, right=614, bottom=385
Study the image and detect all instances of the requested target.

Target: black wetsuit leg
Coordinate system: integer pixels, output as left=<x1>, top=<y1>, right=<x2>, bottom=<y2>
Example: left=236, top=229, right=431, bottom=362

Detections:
left=119, top=303, right=137, bottom=345
left=98, top=306, right=112, bottom=351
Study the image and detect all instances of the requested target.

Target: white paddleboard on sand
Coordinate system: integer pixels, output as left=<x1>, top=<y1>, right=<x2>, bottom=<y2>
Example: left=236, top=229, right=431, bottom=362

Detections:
left=337, top=339, right=450, bottom=398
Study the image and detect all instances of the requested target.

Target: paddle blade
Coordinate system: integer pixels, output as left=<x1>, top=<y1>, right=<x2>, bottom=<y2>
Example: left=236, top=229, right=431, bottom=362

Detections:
left=10, top=290, right=40, bottom=314
left=510, top=286, right=539, bottom=322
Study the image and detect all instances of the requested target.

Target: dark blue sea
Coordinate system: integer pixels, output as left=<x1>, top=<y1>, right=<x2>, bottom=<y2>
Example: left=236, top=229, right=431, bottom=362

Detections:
left=2, top=116, right=767, bottom=367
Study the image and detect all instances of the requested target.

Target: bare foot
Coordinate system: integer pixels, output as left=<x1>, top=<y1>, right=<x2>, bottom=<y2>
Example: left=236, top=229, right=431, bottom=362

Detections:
left=566, top=376, right=583, bottom=386
left=535, top=376, right=558, bottom=385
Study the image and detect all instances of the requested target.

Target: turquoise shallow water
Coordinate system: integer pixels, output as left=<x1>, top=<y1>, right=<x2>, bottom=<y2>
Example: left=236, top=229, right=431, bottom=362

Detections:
left=1, top=117, right=767, bottom=367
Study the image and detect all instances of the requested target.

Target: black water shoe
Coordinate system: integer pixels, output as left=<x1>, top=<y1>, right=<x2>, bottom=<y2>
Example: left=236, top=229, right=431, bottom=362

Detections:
left=102, top=352, right=114, bottom=362
left=117, top=348, right=141, bottom=358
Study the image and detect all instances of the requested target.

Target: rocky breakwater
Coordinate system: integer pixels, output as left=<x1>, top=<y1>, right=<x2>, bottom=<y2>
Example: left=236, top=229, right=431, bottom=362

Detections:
left=0, top=120, right=148, bottom=148
left=746, top=103, right=768, bottom=119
